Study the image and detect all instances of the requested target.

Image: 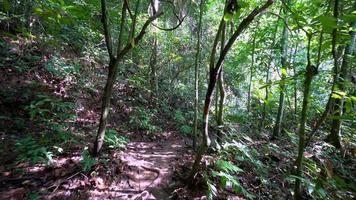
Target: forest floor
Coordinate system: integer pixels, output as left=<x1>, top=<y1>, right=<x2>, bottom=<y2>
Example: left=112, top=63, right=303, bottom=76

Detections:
left=0, top=35, right=200, bottom=200
left=0, top=131, right=194, bottom=200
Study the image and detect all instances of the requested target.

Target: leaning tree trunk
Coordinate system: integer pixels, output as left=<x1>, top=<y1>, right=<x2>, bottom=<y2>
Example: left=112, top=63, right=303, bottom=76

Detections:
left=188, top=0, right=274, bottom=181
left=93, top=0, right=127, bottom=155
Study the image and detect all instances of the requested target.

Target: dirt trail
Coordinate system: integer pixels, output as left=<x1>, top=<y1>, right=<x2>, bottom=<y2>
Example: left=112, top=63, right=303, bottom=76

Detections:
left=90, top=132, right=190, bottom=200
left=0, top=130, right=191, bottom=200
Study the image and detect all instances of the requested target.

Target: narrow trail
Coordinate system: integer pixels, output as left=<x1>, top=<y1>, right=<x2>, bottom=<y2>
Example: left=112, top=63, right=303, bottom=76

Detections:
left=90, top=132, right=191, bottom=200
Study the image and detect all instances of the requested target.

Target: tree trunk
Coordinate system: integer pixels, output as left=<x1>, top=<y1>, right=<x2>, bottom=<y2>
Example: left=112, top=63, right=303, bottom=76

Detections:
left=247, top=27, right=257, bottom=113
left=150, top=36, right=158, bottom=100
left=93, top=0, right=163, bottom=155
left=193, top=0, right=204, bottom=150
left=93, top=60, right=119, bottom=155
left=294, top=34, right=317, bottom=199
left=325, top=0, right=343, bottom=148
left=93, top=0, right=127, bottom=156
left=216, top=21, right=226, bottom=144
left=261, top=11, right=281, bottom=130
left=272, top=1, right=289, bottom=139
left=292, top=43, right=299, bottom=119
left=327, top=22, right=355, bottom=148
left=261, top=63, right=270, bottom=129
left=188, top=0, right=274, bottom=181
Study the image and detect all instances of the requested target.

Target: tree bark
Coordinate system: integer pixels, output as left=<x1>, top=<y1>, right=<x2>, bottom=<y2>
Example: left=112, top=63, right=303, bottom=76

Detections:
left=261, top=11, right=281, bottom=130
left=93, top=0, right=163, bottom=155
left=188, top=0, right=274, bottom=181
left=93, top=0, right=127, bottom=156
left=294, top=34, right=317, bottom=199
left=247, top=25, right=257, bottom=113
left=325, top=0, right=342, bottom=148
left=150, top=36, right=158, bottom=99
left=327, top=22, right=355, bottom=148
left=272, top=0, right=289, bottom=139
left=217, top=22, right=226, bottom=144
left=193, top=0, right=204, bottom=150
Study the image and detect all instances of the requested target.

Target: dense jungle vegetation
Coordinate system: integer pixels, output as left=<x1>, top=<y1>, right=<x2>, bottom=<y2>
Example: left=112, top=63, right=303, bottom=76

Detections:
left=0, top=0, right=355, bottom=199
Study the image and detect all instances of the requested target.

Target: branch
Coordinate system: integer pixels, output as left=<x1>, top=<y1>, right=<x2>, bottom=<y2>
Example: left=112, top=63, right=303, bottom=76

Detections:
left=213, top=0, right=274, bottom=77
left=115, top=1, right=128, bottom=56
left=266, top=12, right=293, bottom=33
left=101, top=0, right=113, bottom=59
left=151, top=0, right=189, bottom=31
left=151, top=14, right=187, bottom=31
left=115, top=11, right=164, bottom=64
left=124, top=0, right=134, bottom=21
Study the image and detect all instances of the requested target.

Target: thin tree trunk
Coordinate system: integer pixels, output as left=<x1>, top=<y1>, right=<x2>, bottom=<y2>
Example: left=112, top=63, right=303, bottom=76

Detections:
left=261, top=63, right=270, bottom=129
left=261, top=11, right=281, bottom=130
left=294, top=34, right=317, bottom=199
left=94, top=0, right=127, bottom=155
left=327, top=22, right=355, bottom=148
left=193, top=0, right=204, bottom=150
left=247, top=26, right=257, bottom=113
left=93, top=0, right=163, bottom=155
left=150, top=36, right=158, bottom=100
left=217, top=22, right=226, bottom=143
left=325, top=0, right=342, bottom=148
left=272, top=0, right=289, bottom=139
left=292, top=43, right=299, bottom=119
left=188, top=0, right=273, bottom=181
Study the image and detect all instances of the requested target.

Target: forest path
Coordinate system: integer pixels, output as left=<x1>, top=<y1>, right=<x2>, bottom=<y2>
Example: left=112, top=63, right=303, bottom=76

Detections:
left=96, top=131, right=190, bottom=200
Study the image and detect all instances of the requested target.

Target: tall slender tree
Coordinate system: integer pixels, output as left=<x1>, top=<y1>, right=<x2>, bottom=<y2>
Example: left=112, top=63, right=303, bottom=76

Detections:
left=93, top=1, right=163, bottom=155
left=272, top=0, right=289, bottom=139
left=188, top=0, right=274, bottom=180
left=294, top=33, right=318, bottom=199
left=193, top=0, right=204, bottom=150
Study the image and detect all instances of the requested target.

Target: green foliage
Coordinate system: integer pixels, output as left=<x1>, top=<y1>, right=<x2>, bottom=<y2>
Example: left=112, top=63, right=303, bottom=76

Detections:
left=26, top=94, right=75, bottom=120
left=205, top=159, right=252, bottom=199
left=206, top=179, right=218, bottom=200
left=215, top=160, right=244, bottom=173
left=80, top=148, right=96, bottom=172
left=174, top=110, right=193, bottom=135
left=104, top=129, right=129, bottom=149
left=15, top=136, right=53, bottom=165
left=174, top=110, right=185, bottom=124
left=180, top=124, right=192, bottom=135
left=45, top=55, right=81, bottom=78
left=28, top=191, right=40, bottom=200
left=129, top=107, right=161, bottom=133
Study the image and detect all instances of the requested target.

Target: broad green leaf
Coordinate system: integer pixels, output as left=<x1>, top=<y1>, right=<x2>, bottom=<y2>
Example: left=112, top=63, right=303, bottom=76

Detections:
left=216, top=160, right=244, bottom=173
left=342, top=15, right=356, bottom=23
left=317, top=15, right=337, bottom=32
